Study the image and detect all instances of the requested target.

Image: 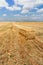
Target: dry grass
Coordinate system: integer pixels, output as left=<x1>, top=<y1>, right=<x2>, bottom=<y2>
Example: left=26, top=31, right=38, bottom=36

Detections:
left=0, top=22, right=43, bottom=65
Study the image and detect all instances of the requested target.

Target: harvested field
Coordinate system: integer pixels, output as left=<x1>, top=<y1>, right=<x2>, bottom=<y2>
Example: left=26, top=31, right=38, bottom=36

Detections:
left=0, top=22, right=43, bottom=65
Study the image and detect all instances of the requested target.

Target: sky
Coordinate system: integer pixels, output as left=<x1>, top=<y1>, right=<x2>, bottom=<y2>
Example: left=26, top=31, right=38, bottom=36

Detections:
left=0, top=0, right=43, bottom=22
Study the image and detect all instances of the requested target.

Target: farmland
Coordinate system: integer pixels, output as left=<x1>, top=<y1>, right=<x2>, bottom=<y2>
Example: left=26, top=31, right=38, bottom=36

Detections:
left=0, top=22, right=43, bottom=65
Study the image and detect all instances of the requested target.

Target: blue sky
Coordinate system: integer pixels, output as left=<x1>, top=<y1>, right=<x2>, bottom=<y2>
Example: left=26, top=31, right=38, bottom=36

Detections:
left=0, top=0, right=43, bottom=21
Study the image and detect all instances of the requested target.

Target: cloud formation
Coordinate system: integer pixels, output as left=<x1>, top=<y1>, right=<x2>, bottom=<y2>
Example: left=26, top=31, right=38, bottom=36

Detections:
left=0, top=0, right=43, bottom=21
left=0, top=0, right=21, bottom=11
left=0, top=0, right=43, bottom=12
left=14, top=0, right=43, bottom=13
left=0, top=0, right=8, bottom=8
left=3, top=14, right=7, bottom=16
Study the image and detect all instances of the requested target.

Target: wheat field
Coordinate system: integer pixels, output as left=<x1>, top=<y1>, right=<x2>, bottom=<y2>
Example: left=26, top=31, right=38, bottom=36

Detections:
left=0, top=22, right=43, bottom=65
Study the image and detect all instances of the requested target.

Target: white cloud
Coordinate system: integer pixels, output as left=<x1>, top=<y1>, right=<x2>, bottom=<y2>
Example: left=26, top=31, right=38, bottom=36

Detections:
left=3, top=14, right=7, bottom=16
left=14, top=14, right=20, bottom=16
left=6, top=5, right=21, bottom=11
left=0, top=0, right=43, bottom=12
left=37, top=8, right=43, bottom=13
left=0, top=0, right=21, bottom=11
left=35, top=0, right=43, bottom=4
left=21, top=10, right=29, bottom=14
left=14, top=0, right=43, bottom=13
left=0, top=0, right=8, bottom=8
left=0, top=0, right=43, bottom=22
